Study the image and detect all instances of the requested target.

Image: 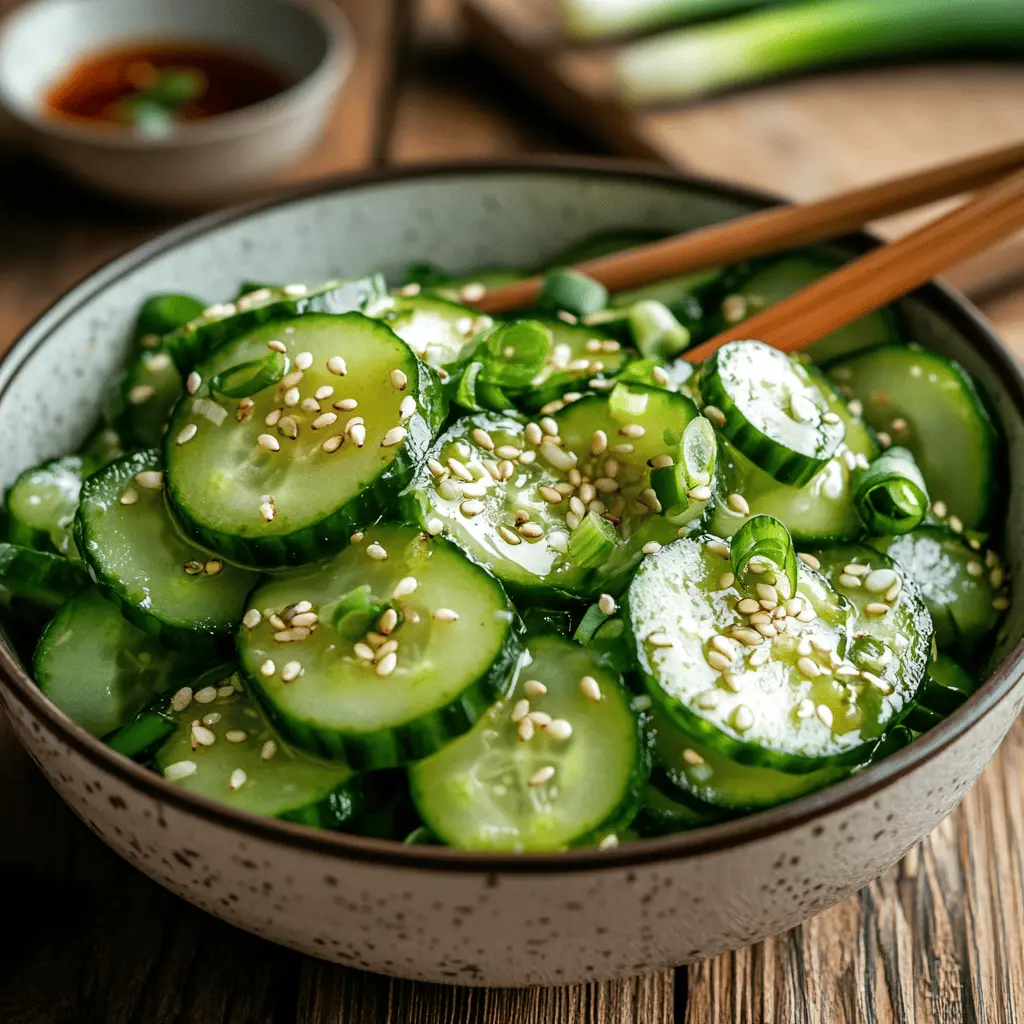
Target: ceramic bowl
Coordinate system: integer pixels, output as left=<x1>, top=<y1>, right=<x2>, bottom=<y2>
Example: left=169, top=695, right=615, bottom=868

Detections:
left=0, top=0, right=351, bottom=207
left=1, top=161, right=1022, bottom=987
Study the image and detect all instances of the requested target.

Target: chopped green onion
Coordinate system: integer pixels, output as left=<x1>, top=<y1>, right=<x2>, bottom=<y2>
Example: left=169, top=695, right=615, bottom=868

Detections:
left=730, top=514, right=797, bottom=599
left=538, top=268, right=609, bottom=318
left=852, top=446, right=929, bottom=535
left=451, top=361, right=515, bottom=414
left=478, top=320, right=552, bottom=388
left=574, top=602, right=612, bottom=643
left=209, top=351, right=286, bottom=399
left=616, top=0, right=1024, bottom=106
left=132, top=293, right=206, bottom=344
left=682, top=416, right=717, bottom=489
left=105, top=712, right=175, bottom=759
left=145, top=68, right=207, bottom=107
left=326, top=584, right=386, bottom=639
left=568, top=511, right=618, bottom=568
left=122, top=97, right=175, bottom=137
left=562, top=0, right=774, bottom=40
left=650, top=463, right=688, bottom=511
left=628, top=300, right=690, bottom=360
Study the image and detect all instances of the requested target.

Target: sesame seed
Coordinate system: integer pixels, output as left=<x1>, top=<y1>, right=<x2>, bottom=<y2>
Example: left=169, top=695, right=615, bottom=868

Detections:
left=399, top=397, right=417, bottom=420
left=523, top=679, right=547, bottom=696
left=580, top=675, right=602, bottom=701
left=528, top=765, right=556, bottom=787
left=590, top=429, right=608, bottom=456
left=797, top=608, right=817, bottom=622
left=259, top=660, right=276, bottom=677
left=598, top=594, right=616, bottom=615
left=732, top=705, right=754, bottom=731
left=390, top=368, right=408, bottom=391
left=495, top=524, right=521, bottom=545
left=448, top=458, right=474, bottom=482
left=687, top=485, right=712, bottom=502
left=682, top=748, right=704, bottom=766
left=164, top=761, right=197, bottom=781
left=642, top=541, right=662, bottom=555
left=990, top=567, right=1006, bottom=588
left=538, top=485, right=563, bottom=505
left=727, top=493, right=750, bottom=515
left=948, top=515, right=964, bottom=534
left=194, top=686, right=217, bottom=704
left=258, top=433, right=281, bottom=452
left=755, top=583, right=778, bottom=603
left=433, top=607, right=459, bottom=622
left=648, top=454, right=675, bottom=469
left=518, top=717, right=535, bottom=742
left=392, top=577, right=418, bottom=600
left=539, top=417, right=559, bottom=437
left=290, top=612, right=318, bottom=627
left=311, top=412, right=338, bottom=431
left=128, top=384, right=155, bottom=405
left=732, top=628, right=763, bottom=646
left=703, top=405, right=726, bottom=427
left=171, top=687, right=194, bottom=712
left=610, top=443, right=634, bottom=455
left=546, top=719, right=573, bottom=741
left=376, top=652, right=398, bottom=677
left=274, top=626, right=311, bottom=643
left=191, top=722, right=216, bottom=747
left=242, top=609, right=262, bottom=629
left=365, top=542, right=388, bottom=562
left=795, top=699, right=815, bottom=719
left=931, top=500, right=948, bottom=519
left=822, top=412, right=841, bottom=424
left=282, top=387, right=301, bottom=407
left=322, top=435, right=344, bottom=453
left=226, top=730, right=247, bottom=744
left=797, top=657, right=820, bottom=678
left=511, top=698, right=531, bottom=723
left=966, top=560, right=984, bottom=578
left=378, top=608, right=399, bottom=636
left=460, top=499, right=485, bottom=517
left=281, top=661, right=302, bottom=683
left=354, top=642, right=376, bottom=661
left=134, top=470, right=163, bottom=490
left=861, top=671, right=892, bottom=694
left=647, top=632, right=674, bottom=648
left=259, top=500, right=276, bottom=522
left=706, top=650, right=732, bottom=672
left=816, top=704, right=834, bottom=728
left=426, top=518, right=444, bottom=536
left=326, top=356, right=348, bottom=376
left=261, top=740, right=278, bottom=761
left=863, top=569, right=898, bottom=593
left=993, top=596, right=1010, bottom=611
left=797, top=552, right=820, bottom=571
left=838, top=573, right=862, bottom=589
left=706, top=540, right=731, bottom=559
left=737, top=598, right=760, bottom=614
left=119, top=488, right=139, bottom=506
left=865, top=602, right=889, bottom=617
left=227, top=768, right=248, bottom=791
left=748, top=647, right=770, bottom=667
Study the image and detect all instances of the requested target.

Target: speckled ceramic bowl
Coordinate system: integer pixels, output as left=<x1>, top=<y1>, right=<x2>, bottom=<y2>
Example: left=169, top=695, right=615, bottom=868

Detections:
left=1, top=161, right=1022, bottom=987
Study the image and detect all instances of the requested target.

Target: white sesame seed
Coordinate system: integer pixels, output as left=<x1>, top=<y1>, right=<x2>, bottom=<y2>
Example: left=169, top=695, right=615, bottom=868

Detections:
left=993, top=596, right=1011, bottom=611
left=528, top=765, right=556, bottom=787
left=194, top=686, right=217, bottom=704
left=119, top=488, right=139, bottom=506
left=931, top=500, right=948, bottom=520
left=366, top=542, right=388, bottom=561
left=171, top=686, right=194, bottom=712
left=426, top=518, right=444, bottom=536
left=242, top=609, right=262, bottom=630
left=863, top=569, right=898, bottom=594
left=838, top=573, right=862, bottom=589
left=733, top=628, right=763, bottom=646
left=518, top=522, right=544, bottom=539
left=259, top=660, right=276, bottom=678
left=580, top=675, right=602, bottom=701
left=282, top=387, right=300, bottom=407
left=378, top=608, right=399, bottom=636
left=393, top=576, right=418, bottom=600
left=518, top=717, right=535, bottom=742
left=225, top=730, right=247, bottom=744
left=755, top=583, right=778, bottom=603
left=732, top=705, right=754, bottom=731
left=796, top=553, right=820, bottom=571
left=816, top=704, right=834, bottom=728
left=523, top=679, right=547, bottom=696
left=642, top=541, right=662, bottom=555
left=598, top=593, right=616, bottom=616
left=706, top=540, right=731, bottom=559
left=164, top=760, right=197, bottom=781
left=696, top=690, right=720, bottom=709
left=258, top=433, right=281, bottom=452
left=687, top=485, right=713, bottom=502
left=682, top=748, right=704, bottom=766
left=748, top=647, right=770, bottom=668
left=706, top=650, right=732, bottom=672
left=726, top=493, right=750, bottom=515
left=703, top=405, right=726, bottom=426
left=128, top=384, right=155, bottom=405
left=797, top=656, right=820, bottom=678
left=191, top=722, right=216, bottom=747
left=865, top=602, right=889, bottom=617
left=737, top=598, right=760, bottom=614
left=281, top=661, right=302, bottom=683
left=498, top=525, right=522, bottom=545
left=134, top=470, right=163, bottom=490
left=376, top=652, right=398, bottom=677
left=261, top=740, right=278, bottom=761
left=322, top=435, right=344, bottom=453
left=948, top=515, right=964, bottom=534
left=390, top=368, right=408, bottom=391
left=511, top=698, right=531, bottom=722
left=546, top=719, right=573, bottom=741
left=647, top=632, right=674, bottom=648
left=433, top=607, right=459, bottom=622
left=797, top=608, right=817, bottom=622
left=259, top=500, right=276, bottom=522
left=795, top=699, right=815, bottom=719
left=311, top=412, right=338, bottom=431
left=274, top=627, right=310, bottom=643
left=289, top=349, right=312, bottom=370
left=460, top=499, right=485, bottom=517
left=326, top=356, right=347, bottom=376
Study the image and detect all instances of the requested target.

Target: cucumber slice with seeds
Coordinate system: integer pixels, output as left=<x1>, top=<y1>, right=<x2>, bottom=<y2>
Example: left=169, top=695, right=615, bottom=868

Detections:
left=154, top=672, right=368, bottom=827
left=6, top=455, right=89, bottom=557
left=163, top=277, right=387, bottom=371
left=871, top=527, right=1006, bottom=661
left=636, top=778, right=729, bottom=835
left=409, top=636, right=645, bottom=852
left=626, top=535, right=923, bottom=772
left=828, top=345, right=998, bottom=530
left=165, top=313, right=444, bottom=568
left=75, top=450, right=260, bottom=644
left=710, top=371, right=878, bottom=543
left=34, top=588, right=202, bottom=737
left=0, top=543, right=90, bottom=609
left=700, top=341, right=845, bottom=487
left=238, top=523, right=520, bottom=769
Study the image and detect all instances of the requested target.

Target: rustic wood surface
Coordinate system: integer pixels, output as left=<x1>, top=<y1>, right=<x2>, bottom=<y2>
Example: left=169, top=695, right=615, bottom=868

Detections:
left=3, top=1, right=1024, bottom=1020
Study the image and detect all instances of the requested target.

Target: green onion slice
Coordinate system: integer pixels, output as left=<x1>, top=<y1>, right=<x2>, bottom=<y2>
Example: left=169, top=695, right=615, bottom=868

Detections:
left=538, top=268, right=609, bottom=318
left=730, top=514, right=798, bottom=600
left=209, top=351, right=286, bottom=399
left=568, top=511, right=618, bottom=569
left=574, top=601, right=612, bottom=643
left=682, top=415, right=716, bottom=489
left=852, top=446, right=929, bottom=535
left=477, top=320, right=552, bottom=388
left=105, top=712, right=176, bottom=759
left=326, top=584, right=386, bottom=639
left=628, top=300, right=690, bottom=360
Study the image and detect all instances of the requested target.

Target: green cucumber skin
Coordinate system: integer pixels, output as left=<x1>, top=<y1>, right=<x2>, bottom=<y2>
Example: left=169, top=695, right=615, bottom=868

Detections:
left=166, top=350, right=446, bottom=570
left=6, top=455, right=89, bottom=558
left=164, top=276, right=388, bottom=372
left=0, top=543, right=90, bottom=610
left=243, top=614, right=523, bottom=772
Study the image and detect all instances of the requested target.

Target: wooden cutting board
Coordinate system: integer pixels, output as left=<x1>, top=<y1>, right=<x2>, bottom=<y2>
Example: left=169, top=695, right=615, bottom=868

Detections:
left=462, top=0, right=1024, bottom=297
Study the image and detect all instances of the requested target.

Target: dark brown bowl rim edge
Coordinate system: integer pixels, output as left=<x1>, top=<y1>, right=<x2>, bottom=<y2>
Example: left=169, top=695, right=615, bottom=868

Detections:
left=1, top=154, right=1022, bottom=875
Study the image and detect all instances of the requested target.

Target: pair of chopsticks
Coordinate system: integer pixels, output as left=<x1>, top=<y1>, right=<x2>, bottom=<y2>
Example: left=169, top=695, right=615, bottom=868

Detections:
left=471, top=142, right=1024, bottom=362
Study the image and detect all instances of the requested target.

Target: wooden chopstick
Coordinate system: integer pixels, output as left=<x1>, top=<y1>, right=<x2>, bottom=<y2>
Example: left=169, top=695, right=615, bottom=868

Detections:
left=472, top=141, right=1024, bottom=315
left=684, top=165, right=1024, bottom=363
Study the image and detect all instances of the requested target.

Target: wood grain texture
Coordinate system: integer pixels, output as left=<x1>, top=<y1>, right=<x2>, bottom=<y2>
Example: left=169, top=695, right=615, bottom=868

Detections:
left=3, top=1, right=1024, bottom=1020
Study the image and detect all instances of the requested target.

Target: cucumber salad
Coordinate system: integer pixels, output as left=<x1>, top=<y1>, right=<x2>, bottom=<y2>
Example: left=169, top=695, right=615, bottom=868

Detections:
left=0, top=237, right=1010, bottom=852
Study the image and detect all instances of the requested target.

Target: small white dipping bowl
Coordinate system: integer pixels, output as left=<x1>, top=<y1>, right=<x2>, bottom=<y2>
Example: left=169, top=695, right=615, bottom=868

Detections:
left=0, top=0, right=351, bottom=207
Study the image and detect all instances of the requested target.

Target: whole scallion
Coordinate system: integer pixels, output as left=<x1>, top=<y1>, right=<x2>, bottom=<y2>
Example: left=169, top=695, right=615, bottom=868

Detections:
left=616, top=0, right=1024, bottom=106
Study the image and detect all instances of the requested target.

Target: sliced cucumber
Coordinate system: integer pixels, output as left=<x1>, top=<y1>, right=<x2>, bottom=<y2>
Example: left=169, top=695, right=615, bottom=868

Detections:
left=75, top=450, right=260, bottom=645
left=626, top=535, right=922, bottom=771
left=237, top=523, right=520, bottom=769
left=109, top=347, right=183, bottom=449
left=34, top=588, right=201, bottom=737
left=700, top=341, right=846, bottom=487
left=709, top=254, right=899, bottom=364
left=106, top=711, right=176, bottom=759
left=828, top=344, right=998, bottom=529
left=409, top=636, right=645, bottom=852
left=635, top=779, right=729, bottom=836
left=920, top=652, right=978, bottom=715
left=154, top=671, right=367, bottom=828
left=163, top=277, right=387, bottom=371
left=403, top=263, right=526, bottom=304
left=0, top=543, right=89, bottom=609
left=380, top=292, right=483, bottom=369
left=806, top=541, right=933, bottom=709
left=649, top=707, right=848, bottom=811
left=165, top=313, right=443, bottom=568
left=6, top=455, right=88, bottom=557
left=871, top=527, right=1005, bottom=660
left=131, top=293, right=206, bottom=353
left=709, top=371, right=878, bottom=544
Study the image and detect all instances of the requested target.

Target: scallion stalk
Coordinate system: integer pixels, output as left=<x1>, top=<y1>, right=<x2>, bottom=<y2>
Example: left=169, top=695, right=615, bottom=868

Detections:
left=568, top=511, right=619, bottom=568
left=562, top=0, right=776, bottom=41
left=628, top=300, right=690, bottom=360
left=209, top=350, right=286, bottom=399
left=616, top=0, right=1024, bottom=106
left=730, top=514, right=798, bottom=599
left=538, top=268, right=609, bottom=318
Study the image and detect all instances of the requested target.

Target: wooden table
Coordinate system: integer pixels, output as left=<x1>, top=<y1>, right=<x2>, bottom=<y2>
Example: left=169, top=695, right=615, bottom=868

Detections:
left=3, top=2, right=1024, bottom=1020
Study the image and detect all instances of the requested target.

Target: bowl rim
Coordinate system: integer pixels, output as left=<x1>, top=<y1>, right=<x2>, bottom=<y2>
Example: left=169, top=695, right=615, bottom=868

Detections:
left=0, top=0, right=352, bottom=150
left=1, top=155, right=1022, bottom=874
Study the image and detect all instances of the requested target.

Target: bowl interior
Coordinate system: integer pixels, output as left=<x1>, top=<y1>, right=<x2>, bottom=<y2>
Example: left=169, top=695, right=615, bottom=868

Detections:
left=1, top=164, right=1021, bottom=696
left=0, top=0, right=331, bottom=121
